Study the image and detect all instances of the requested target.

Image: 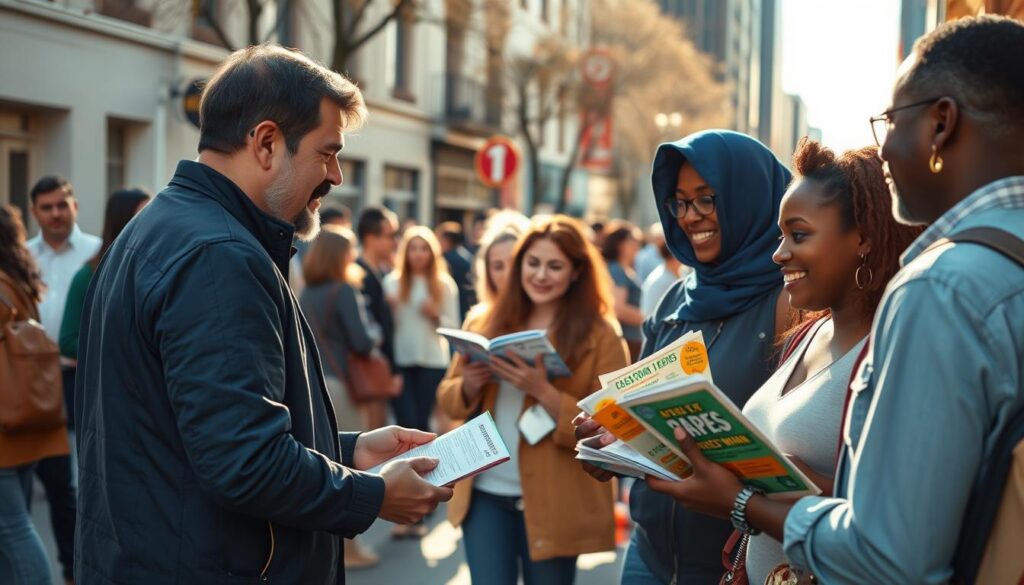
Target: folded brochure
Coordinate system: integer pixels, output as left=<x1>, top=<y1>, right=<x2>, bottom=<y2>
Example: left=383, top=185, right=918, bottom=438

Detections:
left=577, top=331, right=712, bottom=482
left=577, top=331, right=819, bottom=496
left=367, top=412, right=511, bottom=487
left=436, top=327, right=571, bottom=378
left=616, top=376, right=819, bottom=495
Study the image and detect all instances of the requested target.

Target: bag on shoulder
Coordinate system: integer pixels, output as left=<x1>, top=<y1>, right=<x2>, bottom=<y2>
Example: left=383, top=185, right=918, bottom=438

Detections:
left=0, top=286, right=66, bottom=433
left=938, top=227, right=1024, bottom=585
left=345, top=349, right=402, bottom=405
left=312, top=285, right=402, bottom=407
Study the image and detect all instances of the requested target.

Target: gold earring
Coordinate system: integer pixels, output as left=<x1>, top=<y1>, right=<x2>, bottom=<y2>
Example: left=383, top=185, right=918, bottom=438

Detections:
left=929, top=145, right=944, bottom=174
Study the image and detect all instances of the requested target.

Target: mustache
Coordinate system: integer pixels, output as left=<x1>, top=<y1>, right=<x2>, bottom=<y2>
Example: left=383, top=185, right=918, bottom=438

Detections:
left=311, top=181, right=331, bottom=199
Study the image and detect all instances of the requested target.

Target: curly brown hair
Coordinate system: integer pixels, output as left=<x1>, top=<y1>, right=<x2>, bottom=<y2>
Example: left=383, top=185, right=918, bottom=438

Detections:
left=0, top=205, right=45, bottom=303
left=793, top=138, right=924, bottom=313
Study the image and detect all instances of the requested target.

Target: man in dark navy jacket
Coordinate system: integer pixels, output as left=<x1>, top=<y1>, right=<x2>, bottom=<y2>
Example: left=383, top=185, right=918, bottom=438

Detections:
left=75, top=46, right=452, bottom=584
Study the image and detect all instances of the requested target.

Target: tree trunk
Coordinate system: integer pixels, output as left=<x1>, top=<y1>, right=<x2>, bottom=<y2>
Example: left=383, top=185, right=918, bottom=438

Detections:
left=247, top=0, right=263, bottom=46
left=332, top=1, right=349, bottom=72
left=517, top=83, right=542, bottom=213
left=555, top=114, right=593, bottom=215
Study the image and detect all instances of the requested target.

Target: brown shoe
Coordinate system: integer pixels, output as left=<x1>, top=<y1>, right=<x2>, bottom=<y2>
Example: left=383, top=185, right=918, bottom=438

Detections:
left=390, top=522, right=429, bottom=540
left=344, top=538, right=379, bottom=569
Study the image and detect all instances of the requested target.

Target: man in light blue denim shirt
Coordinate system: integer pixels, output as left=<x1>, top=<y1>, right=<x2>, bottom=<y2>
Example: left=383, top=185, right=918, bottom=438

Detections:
left=637, top=16, right=1024, bottom=585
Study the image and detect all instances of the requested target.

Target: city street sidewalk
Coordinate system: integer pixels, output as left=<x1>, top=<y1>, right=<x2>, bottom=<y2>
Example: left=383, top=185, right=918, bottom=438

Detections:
left=33, top=486, right=622, bottom=585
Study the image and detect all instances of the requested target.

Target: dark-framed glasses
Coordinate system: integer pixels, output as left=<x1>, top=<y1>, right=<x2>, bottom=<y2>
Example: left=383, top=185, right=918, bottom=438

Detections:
left=869, top=97, right=942, bottom=147
left=664, top=194, right=717, bottom=219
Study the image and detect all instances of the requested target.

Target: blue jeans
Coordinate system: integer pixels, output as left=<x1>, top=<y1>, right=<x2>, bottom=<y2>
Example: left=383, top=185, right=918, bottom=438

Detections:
left=620, top=533, right=666, bottom=585
left=462, top=490, right=578, bottom=585
left=392, top=366, right=445, bottom=432
left=0, top=466, right=51, bottom=585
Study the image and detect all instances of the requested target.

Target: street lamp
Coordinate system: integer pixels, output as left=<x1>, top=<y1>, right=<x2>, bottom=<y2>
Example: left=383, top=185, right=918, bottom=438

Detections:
left=654, top=112, right=683, bottom=131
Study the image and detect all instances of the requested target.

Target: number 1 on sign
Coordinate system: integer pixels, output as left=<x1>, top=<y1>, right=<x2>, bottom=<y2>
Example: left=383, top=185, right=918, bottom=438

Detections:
left=486, top=144, right=508, bottom=183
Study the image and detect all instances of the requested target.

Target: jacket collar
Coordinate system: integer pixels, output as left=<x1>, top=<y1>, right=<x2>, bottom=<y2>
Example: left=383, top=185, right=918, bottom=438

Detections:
left=169, top=160, right=296, bottom=277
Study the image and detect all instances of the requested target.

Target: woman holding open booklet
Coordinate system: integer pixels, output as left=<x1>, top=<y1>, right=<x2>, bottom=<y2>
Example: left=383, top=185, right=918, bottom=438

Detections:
left=576, top=130, right=796, bottom=585
left=437, top=215, right=630, bottom=585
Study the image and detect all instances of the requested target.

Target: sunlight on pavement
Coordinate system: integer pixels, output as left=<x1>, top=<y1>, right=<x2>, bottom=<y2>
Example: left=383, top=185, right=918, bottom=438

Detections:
left=577, top=551, right=618, bottom=571
left=444, top=563, right=472, bottom=585
left=421, top=521, right=464, bottom=567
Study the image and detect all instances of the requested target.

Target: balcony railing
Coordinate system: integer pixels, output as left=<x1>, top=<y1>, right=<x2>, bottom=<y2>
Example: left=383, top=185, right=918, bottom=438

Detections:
left=438, top=73, right=503, bottom=132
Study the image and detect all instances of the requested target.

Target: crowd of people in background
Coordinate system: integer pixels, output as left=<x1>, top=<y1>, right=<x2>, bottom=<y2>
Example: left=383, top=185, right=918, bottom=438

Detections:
left=0, top=14, right=1021, bottom=585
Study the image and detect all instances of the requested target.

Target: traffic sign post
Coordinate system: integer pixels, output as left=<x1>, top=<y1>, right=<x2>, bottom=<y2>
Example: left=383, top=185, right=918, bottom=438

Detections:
left=475, top=136, right=520, bottom=189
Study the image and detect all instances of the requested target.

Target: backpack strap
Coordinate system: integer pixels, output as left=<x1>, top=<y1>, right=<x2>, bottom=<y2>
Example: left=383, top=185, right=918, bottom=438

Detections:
left=925, top=226, right=1024, bottom=267
left=921, top=226, right=1024, bottom=583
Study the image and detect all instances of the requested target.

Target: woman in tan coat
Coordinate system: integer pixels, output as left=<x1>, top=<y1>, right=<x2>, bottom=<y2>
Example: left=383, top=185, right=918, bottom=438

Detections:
left=437, top=215, right=629, bottom=585
left=0, top=205, right=69, bottom=585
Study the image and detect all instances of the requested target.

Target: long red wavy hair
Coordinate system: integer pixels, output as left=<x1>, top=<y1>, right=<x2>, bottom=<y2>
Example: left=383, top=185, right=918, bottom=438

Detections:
left=482, top=215, right=616, bottom=358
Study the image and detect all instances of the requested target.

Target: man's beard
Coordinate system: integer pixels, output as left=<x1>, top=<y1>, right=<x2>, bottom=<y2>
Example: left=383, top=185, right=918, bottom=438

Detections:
left=265, top=157, right=324, bottom=242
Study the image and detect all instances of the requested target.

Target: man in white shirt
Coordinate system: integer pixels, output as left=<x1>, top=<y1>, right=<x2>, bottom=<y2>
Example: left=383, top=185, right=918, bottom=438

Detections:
left=27, top=176, right=102, bottom=344
left=25, top=175, right=99, bottom=585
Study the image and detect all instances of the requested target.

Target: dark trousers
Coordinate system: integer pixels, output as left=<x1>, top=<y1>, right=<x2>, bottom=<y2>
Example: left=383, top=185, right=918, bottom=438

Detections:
left=463, top=490, right=578, bottom=585
left=392, top=366, right=445, bottom=432
left=31, top=367, right=77, bottom=581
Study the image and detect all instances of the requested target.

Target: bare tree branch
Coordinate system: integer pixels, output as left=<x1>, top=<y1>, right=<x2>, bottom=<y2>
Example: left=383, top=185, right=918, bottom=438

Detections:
left=196, top=1, right=237, bottom=51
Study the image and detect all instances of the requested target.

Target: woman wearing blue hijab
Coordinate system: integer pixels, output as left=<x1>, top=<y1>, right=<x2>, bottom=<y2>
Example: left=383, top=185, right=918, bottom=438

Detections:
left=578, top=130, right=793, bottom=585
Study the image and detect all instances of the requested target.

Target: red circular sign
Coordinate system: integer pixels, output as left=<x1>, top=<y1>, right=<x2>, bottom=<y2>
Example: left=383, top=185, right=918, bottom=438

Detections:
left=475, top=136, right=519, bottom=188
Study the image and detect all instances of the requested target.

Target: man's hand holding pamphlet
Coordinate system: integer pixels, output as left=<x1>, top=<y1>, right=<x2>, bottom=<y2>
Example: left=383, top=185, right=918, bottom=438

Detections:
left=368, top=412, right=511, bottom=487
left=576, top=331, right=820, bottom=497
left=436, top=328, right=571, bottom=378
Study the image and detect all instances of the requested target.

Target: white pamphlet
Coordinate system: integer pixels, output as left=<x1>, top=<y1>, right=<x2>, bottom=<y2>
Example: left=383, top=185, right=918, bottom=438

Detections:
left=367, top=412, right=511, bottom=487
left=517, top=404, right=557, bottom=446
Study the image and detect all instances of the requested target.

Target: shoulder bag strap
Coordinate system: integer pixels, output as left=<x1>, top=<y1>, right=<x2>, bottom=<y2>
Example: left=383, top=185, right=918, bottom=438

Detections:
left=311, top=285, right=348, bottom=382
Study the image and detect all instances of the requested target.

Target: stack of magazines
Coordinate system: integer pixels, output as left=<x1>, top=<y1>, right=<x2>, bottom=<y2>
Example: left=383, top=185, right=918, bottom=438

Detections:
left=576, top=332, right=820, bottom=497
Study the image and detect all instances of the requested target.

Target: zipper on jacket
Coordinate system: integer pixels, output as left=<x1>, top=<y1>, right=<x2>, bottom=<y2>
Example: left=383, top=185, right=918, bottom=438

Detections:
left=259, top=521, right=275, bottom=582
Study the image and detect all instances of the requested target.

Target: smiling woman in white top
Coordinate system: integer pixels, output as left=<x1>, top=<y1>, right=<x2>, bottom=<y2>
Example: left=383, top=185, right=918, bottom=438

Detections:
left=383, top=226, right=460, bottom=436
left=733, top=140, right=923, bottom=584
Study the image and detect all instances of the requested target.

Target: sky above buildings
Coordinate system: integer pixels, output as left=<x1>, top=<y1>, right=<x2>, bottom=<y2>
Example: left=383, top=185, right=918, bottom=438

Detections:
left=781, top=0, right=903, bottom=152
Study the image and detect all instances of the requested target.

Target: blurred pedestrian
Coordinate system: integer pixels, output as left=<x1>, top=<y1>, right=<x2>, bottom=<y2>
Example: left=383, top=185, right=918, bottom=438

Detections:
left=355, top=206, right=400, bottom=430
left=438, top=215, right=629, bottom=585
left=0, top=204, right=68, bottom=585
left=639, top=237, right=688, bottom=319
left=384, top=226, right=459, bottom=539
left=601, top=220, right=645, bottom=361
left=634, top=222, right=665, bottom=282
left=436, top=220, right=476, bottom=322
left=25, top=175, right=97, bottom=585
left=59, top=188, right=151, bottom=365
left=300, top=225, right=384, bottom=570
left=470, top=210, right=531, bottom=320
left=385, top=227, right=459, bottom=433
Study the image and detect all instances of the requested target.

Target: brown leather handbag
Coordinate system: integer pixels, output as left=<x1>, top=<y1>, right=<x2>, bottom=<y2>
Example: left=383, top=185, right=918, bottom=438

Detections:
left=314, top=285, right=402, bottom=405
left=0, top=281, right=66, bottom=433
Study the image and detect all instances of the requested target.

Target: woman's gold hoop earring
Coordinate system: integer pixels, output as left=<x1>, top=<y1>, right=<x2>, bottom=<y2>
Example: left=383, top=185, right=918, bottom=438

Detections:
left=855, top=254, right=874, bottom=290
left=929, top=146, right=944, bottom=174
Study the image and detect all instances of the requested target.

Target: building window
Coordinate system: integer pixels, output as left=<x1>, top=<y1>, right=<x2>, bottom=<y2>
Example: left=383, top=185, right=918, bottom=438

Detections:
left=541, top=0, right=549, bottom=22
left=521, top=0, right=528, bottom=9
left=328, top=158, right=366, bottom=217
left=107, top=121, right=127, bottom=197
left=384, top=166, right=419, bottom=221
left=557, top=94, right=566, bottom=154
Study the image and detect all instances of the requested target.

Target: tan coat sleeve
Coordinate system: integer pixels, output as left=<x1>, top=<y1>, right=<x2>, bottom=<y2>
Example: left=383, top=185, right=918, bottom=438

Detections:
left=435, top=312, right=489, bottom=420
left=550, top=320, right=630, bottom=449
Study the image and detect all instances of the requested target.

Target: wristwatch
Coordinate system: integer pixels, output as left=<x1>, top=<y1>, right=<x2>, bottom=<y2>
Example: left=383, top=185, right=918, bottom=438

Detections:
left=730, top=485, right=764, bottom=535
